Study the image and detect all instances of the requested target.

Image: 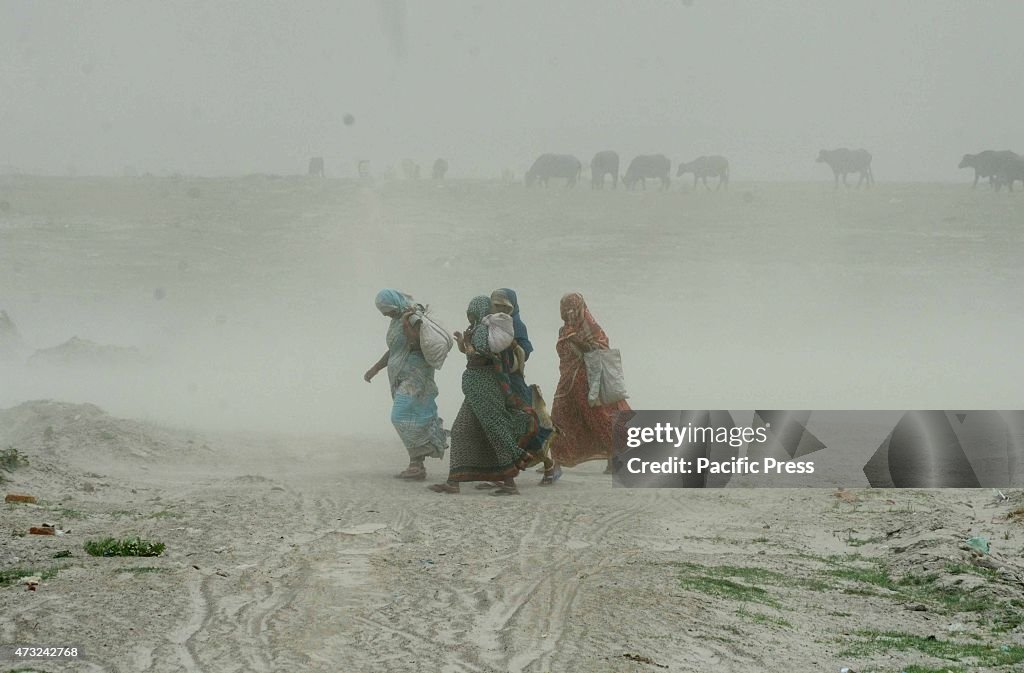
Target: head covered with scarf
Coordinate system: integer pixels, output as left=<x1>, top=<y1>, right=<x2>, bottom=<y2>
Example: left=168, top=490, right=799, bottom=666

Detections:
left=559, top=292, right=608, bottom=350
left=464, top=295, right=496, bottom=354
left=490, top=288, right=533, bottom=358
left=375, top=289, right=413, bottom=317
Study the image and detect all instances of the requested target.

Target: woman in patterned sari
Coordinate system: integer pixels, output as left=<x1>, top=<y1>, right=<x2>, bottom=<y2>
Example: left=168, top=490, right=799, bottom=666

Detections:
left=484, top=288, right=559, bottom=485
left=364, top=289, right=448, bottom=480
left=429, top=295, right=539, bottom=495
left=549, top=292, right=631, bottom=473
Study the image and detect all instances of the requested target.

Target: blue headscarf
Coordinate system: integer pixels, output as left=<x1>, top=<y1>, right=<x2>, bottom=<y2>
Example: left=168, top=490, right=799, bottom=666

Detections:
left=492, top=288, right=533, bottom=358
left=375, top=289, right=412, bottom=316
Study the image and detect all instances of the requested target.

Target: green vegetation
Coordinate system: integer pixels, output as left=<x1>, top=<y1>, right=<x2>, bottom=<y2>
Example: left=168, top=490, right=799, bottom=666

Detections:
left=1, top=447, right=29, bottom=482
left=84, top=536, right=165, bottom=557
left=0, top=566, right=59, bottom=587
left=113, top=566, right=168, bottom=574
left=842, top=631, right=1024, bottom=667
left=735, top=607, right=792, bottom=628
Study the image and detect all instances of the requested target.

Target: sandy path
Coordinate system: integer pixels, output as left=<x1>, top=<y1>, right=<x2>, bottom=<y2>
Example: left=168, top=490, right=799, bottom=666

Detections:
left=5, top=417, right=1023, bottom=673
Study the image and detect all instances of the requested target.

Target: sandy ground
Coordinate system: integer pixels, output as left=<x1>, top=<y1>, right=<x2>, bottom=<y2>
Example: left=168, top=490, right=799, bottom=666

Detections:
left=1, top=176, right=1024, bottom=672
left=1, top=402, right=1023, bottom=672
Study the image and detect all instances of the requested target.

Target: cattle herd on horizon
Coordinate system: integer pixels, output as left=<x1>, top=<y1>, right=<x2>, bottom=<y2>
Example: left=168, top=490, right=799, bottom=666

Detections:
left=306, top=147, right=1024, bottom=192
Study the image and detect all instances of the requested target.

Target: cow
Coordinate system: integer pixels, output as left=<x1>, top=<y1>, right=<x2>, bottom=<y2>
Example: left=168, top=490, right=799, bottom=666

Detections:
left=816, top=148, right=873, bottom=189
left=432, top=158, right=448, bottom=180
left=401, top=158, right=421, bottom=180
left=590, top=150, right=620, bottom=189
left=959, top=150, right=1019, bottom=189
left=307, top=157, right=325, bottom=177
left=676, top=155, right=730, bottom=191
left=622, top=154, right=671, bottom=191
left=993, top=154, right=1024, bottom=192
left=524, top=154, right=582, bottom=188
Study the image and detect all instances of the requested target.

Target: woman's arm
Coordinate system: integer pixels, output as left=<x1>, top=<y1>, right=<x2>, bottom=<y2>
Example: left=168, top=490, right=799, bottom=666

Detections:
left=364, top=351, right=389, bottom=382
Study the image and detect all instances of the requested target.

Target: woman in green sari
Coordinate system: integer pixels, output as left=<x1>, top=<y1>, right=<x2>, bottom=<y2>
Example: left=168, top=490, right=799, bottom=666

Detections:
left=429, top=296, right=538, bottom=495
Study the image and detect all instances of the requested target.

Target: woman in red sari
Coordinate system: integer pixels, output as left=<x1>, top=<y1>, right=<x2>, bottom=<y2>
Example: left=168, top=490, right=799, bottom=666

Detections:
left=549, top=292, right=631, bottom=473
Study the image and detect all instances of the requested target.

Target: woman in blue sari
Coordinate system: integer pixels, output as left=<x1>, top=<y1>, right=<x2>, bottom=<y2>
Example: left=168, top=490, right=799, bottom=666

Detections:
left=486, top=288, right=560, bottom=485
left=365, top=289, right=448, bottom=480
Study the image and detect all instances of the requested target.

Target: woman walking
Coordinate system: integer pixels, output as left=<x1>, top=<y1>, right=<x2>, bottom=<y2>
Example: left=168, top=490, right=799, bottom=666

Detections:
left=549, top=292, right=631, bottom=473
left=365, top=289, right=447, bottom=480
left=429, top=295, right=538, bottom=495
left=486, top=288, right=559, bottom=485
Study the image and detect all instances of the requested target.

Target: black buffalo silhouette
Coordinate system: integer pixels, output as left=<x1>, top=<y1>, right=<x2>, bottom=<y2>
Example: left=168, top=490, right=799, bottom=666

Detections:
left=307, top=157, right=325, bottom=177
left=590, top=151, right=620, bottom=189
left=816, top=148, right=873, bottom=189
left=525, top=154, right=582, bottom=188
left=432, top=158, right=448, bottom=180
left=676, top=155, right=729, bottom=191
left=622, top=154, right=671, bottom=191
left=959, top=150, right=1019, bottom=189
left=993, top=154, right=1024, bottom=192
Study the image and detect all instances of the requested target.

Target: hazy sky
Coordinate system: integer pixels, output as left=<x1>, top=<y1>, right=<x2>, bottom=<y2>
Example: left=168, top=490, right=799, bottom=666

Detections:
left=2, top=1, right=1022, bottom=180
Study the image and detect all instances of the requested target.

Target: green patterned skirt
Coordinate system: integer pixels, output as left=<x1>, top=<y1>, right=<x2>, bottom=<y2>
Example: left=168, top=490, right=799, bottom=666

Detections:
left=447, top=365, right=537, bottom=482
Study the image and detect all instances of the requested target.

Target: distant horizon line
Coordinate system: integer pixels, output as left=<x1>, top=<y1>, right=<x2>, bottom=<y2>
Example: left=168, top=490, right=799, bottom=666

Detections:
left=0, top=173, right=980, bottom=186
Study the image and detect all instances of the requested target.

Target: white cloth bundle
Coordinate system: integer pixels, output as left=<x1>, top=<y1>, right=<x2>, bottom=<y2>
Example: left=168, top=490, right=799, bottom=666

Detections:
left=413, top=312, right=453, bottom=370
left=481, top=313, right=515, bottom=354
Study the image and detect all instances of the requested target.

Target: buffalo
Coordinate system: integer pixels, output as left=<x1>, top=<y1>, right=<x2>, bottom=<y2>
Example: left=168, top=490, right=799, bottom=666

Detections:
left=676, top=155, right=730, bottom=191
left=432, top=158, right=448, bottom=180
left=993, top=154, right=1024, bottom=192
left=959, top=150, right=1018, bottom=189
left=590, top=151, right=620, bottom=189
left=622, top=154, right=671, bottom=191
left=525, top=154, right=582, bottom=188
left=816, top=148, right=874, bottom=189
left=307, top=157, right=325, bottom=177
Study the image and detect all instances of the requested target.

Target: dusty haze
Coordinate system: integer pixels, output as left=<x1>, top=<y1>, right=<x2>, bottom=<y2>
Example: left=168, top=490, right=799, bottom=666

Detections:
left=1, top=1, right=1022, bottom=180
left=4, top=5, right=1024, bottom=673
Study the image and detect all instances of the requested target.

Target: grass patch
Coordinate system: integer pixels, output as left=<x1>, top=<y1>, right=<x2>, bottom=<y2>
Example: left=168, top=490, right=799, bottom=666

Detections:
left=52, top=550, right=72, bottom=559
left=735, top=607, right=792, bottom=628
left=84, top=536, right=165, bottom=557
left=902, top=666, right=965, bottom=673
left=842, top=630, right=1024, bottom=666
left=828, top=564, right=895, bottom=589
left=0, top=566, right=59, bottom=587
left=679, top=575, right=780, bottom=607
left=58, top=508, right=86, bottom=520
left=944, top=563, right=1000, bottom=580
left=108, top=510, right=138, bottom=518
left=113, top=566, right=168, bottom=574
left=678, top=561, right=832, bottom=593
left=0, top=447, right=29, bottom=472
